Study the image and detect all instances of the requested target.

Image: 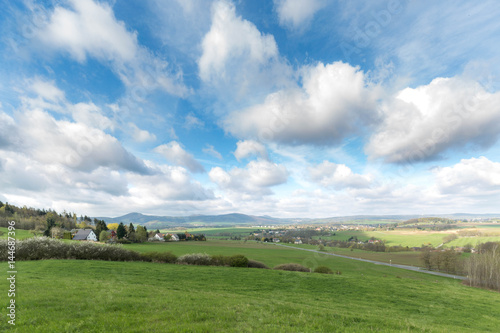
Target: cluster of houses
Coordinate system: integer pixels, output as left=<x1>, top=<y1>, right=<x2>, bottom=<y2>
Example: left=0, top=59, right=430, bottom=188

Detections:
left=149, top=233, right=180, bottom=242
left=68, top=229, right=181, bottom=242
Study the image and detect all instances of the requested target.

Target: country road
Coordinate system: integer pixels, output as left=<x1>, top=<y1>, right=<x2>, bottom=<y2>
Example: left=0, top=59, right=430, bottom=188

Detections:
left=275, top=244, right=467, bottom=280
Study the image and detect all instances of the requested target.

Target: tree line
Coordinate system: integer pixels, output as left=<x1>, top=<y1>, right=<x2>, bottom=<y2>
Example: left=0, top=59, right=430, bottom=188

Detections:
left=464, top=242, right=500, bottom=291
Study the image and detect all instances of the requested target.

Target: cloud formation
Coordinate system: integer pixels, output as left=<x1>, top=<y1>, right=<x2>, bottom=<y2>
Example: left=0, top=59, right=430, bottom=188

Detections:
left=209, top=160, right=288, bottom=196
left=8, top=109, right=151, bottom=175
left=366, top=76, right=500, bottom=163
left=36, top=0, right=189, bottom=97
left=274, top=0, right=326, bottom=29
left=225, top=61, right=379, bottom=145
left=154, top=141, right=205, bottom=173
left=434, top=157, right=500, bottom=195
left=203, top=144, right=223, bottom=160
left=309, top=161, right=371, bottom=190
left=233, top=140, right=269, bottom=161
left=199, top=0, right=291, bottom=107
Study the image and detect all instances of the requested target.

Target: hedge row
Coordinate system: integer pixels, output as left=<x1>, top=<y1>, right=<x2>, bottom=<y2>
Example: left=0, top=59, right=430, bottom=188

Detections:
left=0, top=238, right=267, bottom=269
left=0, top=238, right=341, bottom=274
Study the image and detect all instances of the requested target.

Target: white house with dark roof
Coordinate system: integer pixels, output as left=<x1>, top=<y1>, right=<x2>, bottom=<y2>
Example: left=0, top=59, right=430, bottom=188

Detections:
left=72, top=229, right=97, bottom=241
left=153, top=233, right=165, bottom=241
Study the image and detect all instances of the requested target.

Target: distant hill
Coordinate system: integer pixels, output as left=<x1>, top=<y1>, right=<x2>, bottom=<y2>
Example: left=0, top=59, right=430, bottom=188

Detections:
left=95, top=212, right=288, bottom=229
left=95, top=212, right=500, bottom=229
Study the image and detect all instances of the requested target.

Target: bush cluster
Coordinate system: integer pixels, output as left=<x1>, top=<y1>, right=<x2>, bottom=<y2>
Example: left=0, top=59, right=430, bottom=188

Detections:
left=313, top=266, right=333, bottom=274
left=142, top=251, right=178, bottom=263
left=229, top=254, right=249, bottom=267
left=273, top=263, right=310, bottom=272
left=0, top=237, right=144, bottom=262
left=176, top=253, right=251, bottom=267
left=247, top=259, right=269, bottom=269
left=177, top=253, right=213, bottom=265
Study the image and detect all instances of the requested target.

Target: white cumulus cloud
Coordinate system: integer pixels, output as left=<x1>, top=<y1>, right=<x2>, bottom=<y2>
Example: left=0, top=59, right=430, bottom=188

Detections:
left=224, top=61, right=379, bottom=145
left=209, top=159, right=288, bottom=196
left=233, top=140, right=268, bottom=161
left=36, top=0, right=189, bottom=97
left=198, top=0, right=291, bottom=107
left=309, top=161, right=371, bottom=190
left=434, top=157, right=500, bottom=195
left=154, top=141, right=205, bottom=173
left=274, top=0, right=326, bottom=29
left=129, top=123, right=157, bottom=143
left=366, top=76, right=500, bottom=163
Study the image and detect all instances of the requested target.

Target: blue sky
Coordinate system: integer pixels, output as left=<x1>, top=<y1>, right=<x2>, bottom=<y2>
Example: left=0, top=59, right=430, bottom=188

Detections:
left=1, top=0, right=500, bottom=218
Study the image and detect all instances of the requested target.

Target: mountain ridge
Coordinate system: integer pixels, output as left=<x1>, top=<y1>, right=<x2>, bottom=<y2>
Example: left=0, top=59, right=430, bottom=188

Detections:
left=94, top=212, right=500, bottom=229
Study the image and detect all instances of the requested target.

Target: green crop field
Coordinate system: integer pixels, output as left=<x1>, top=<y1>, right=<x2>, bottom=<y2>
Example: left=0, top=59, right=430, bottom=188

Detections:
left=445, top=236, right=500, bottom=248
left=2, top=256, right=500, bottom=332
left=319, top=230, right=449, bottom=247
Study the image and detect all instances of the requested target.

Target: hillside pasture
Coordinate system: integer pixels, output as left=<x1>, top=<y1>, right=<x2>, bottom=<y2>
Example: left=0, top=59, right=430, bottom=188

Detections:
left=2, top=257, right=500, bottom=332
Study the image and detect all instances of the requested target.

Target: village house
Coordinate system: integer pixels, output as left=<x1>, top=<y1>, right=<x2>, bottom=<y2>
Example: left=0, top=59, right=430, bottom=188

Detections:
left=72, top=229, right=97, bottom=241
left=153, top=233, right=165, bottom=241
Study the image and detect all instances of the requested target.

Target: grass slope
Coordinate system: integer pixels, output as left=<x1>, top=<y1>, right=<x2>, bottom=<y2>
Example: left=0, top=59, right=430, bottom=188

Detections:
left=2, top=260, right=500, bottom=332
left=286, top=243, right=424, bottom=267
left=0, top=227, right=33, bottom=240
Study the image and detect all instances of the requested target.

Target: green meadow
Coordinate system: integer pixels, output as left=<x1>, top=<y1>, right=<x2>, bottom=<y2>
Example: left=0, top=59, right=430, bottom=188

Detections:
left=286, top=242, right=424, bottom=267
left=0, top=227, right=34, bottom=240
left=3, top=226, right=500, bottom=331
left=445, top=236, right=500, bottom=248
left=2, top=253, right=500, bottom=332
left=319, top=230, right=448, bottom=247
left=125, top=240, right=315, bottom=268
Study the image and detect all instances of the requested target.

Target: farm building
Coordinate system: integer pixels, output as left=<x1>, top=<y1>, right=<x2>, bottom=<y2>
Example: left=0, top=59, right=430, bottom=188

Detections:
left=72, top=229, right=98, bottom=241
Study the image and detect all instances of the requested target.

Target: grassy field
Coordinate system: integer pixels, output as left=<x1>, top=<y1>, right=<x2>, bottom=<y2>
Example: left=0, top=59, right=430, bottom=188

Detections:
left=125, top=240, right=319, bottom=268
left=125, top=240, right=428, bottom=268
left=318, top=230, right=448, bottom=247
left=2, top=257, right=500, bottom=332
left=287, top=243, right=425, bottom=267
left=445, top=236, right=500, bottom=248
left=0, top=227, right=34, bottom=240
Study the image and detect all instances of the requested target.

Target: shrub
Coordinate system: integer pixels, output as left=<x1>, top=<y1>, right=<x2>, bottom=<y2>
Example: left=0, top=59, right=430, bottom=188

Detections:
left=142, top=251, right=177, bottom=263
left=229, top=254, right=249, bottom=267
left=247, top=259, right=269, bottom=269
left=210, top=254, right=231, bottom=266
left=0, top=237, right=144, bottom=262
left=177, top=253, right=212, bottom=266
left=15, top=237, right=67, bottom=260
left=314, top=266, right=333, bottom=274
left=273, top=263, right=310, bottom=272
